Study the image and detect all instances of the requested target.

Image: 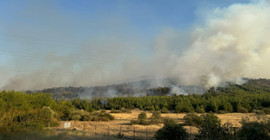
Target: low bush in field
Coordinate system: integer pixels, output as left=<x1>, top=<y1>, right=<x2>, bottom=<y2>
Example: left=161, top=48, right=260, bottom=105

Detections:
left=160, top=107, right=170, bottom=113
left=68, top=109, right=114, bottom=121
left=130, top=112, right=150, bottom=125
left=149, top=111, right=163, bottom=124
left=253, top=110, right=266, bottom=115
left=183, top=113, right=203, bottom=127
left=237, top=107, right=249, bottom=113
left=91, top=112, right=114, bottom=121
left=0, top=108, right=60, bottom=135
left=195, top=105, right=205, bottom=113
left=196, top=114, right=234, bottom=139
left=110, top=108, right=131, bottom=113
left=262, top=108, right=270, bottom=114
left=237, top=120, right=270, bottom=140
left=154, top=118, right=188, bottom=140
left=131, top=111, right=164, bottom=125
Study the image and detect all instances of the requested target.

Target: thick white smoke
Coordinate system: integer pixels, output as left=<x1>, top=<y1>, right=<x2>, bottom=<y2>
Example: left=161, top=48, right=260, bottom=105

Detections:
left=2, top=0, right=270, bottom=90
left=171, top=0, right=270, bottom=88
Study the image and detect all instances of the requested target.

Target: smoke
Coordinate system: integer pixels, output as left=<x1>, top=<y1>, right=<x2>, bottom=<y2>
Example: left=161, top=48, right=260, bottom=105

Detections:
left=170, top=0, right=270, bottom=88
left=2, top=0, right=270, bottom=91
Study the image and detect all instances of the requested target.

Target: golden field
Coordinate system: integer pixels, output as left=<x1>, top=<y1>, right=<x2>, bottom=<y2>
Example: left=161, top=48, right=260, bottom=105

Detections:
left=55, top=110, right=270, bottom=139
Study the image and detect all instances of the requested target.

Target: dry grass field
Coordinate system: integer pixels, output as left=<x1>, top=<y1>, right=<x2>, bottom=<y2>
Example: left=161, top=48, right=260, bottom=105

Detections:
left=54, top=110, right=270, bottom=139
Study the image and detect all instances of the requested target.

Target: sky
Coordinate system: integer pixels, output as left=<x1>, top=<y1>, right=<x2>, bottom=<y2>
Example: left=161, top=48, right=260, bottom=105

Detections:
left=1, top=0, right=269, bottom=90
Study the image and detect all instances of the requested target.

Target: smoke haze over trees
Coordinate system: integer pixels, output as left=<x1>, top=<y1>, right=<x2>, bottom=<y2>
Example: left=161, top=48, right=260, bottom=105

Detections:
left=1, top=0, right=270, bottom=91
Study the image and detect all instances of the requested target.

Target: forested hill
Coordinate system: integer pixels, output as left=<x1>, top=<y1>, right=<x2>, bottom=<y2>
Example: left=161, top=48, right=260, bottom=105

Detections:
left=26, top=79, right=270, bottom=100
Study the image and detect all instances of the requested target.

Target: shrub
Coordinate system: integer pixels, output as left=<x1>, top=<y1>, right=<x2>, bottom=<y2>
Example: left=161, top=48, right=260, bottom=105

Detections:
left=237, top=107, right=249, bottom=113
left=91, top=112, right=114, bottom=121
left=161, top=107, right=170, bottom=113
left=253, top=110, right=265, bottom=115
left=80, top=113, right=92, bottom=121
left=0, top=110, right=45, bottom=134
left=217, top=110, right=226, bottom=114
left=262, top=108, right=270, bottom=114
left=68, top=110, right=84, bottom=120
left=183, top=113, right=202, bottom=127
left=110, top=108, right=131, bottom=113
left=196, top=114, right=234, bottom=139
left=237, top=120, right=270, bottom=140
left=125, top=109, right=132, bottom=113
left=195, top=105, right=205, bottom=113
left=138, top=112, right=147, bottom=120
left=205, top=101, right=218, bottom=112
left=154, top=118, right=188, bottom=140
left=137, top=112, right=149, bottom=125
left=223, top=103, right=233, bottom=113
left=150, top=111, right=163, bottom=124
left=131, top=112, right=163, bottom=125
left=40, top=107, right=55, bottom=127
left=151, top=111, right=161, bottom=119
left=175, top=103, right=194, bottom=113
left=68, top=110, right=114, bottom=121
left=110, top=109, right=121, bottom=113
left=145, top=105, right=155, bottom=111
left=130, top=112, right=148, bottom=125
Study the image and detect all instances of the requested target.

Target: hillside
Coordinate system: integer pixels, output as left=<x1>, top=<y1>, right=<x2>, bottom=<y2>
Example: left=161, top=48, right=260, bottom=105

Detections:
left=26, top=78, right=270, bottom=100
left=28, top=78, right=206, bottom=100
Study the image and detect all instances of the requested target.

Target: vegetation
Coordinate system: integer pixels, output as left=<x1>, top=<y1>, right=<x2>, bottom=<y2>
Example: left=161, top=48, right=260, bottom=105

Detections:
left=131, top=111, right=163, bottom=125
left=237, top=120, right=270, bottom=140
left=196, top=114, right=234, bottom=139
left=183, top=113, right=203, bottom=127
left=154, top=118, right=188, bottom=140
left=70, top=79, right=270, bottom=113
left=0, top=90, right=114, bottom=138
left=1, top=79, right=270, bottom=138
left=110, top=108, right=131, bottom=113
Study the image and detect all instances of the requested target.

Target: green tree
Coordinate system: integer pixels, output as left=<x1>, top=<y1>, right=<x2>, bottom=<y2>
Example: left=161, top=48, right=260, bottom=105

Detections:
left=155, top=118, right=188, bottom=140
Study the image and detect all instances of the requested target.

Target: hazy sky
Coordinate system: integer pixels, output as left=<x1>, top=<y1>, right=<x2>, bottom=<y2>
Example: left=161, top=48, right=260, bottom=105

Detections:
left=0, top=0, right=263, bottom=90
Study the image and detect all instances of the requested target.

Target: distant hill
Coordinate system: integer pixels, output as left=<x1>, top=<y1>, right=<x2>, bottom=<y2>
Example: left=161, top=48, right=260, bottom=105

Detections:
left=26, top=78, right=205, bottom=100
left=26, top=78, right=270, bottom=100
left=245, top=78, right=270, bottom=88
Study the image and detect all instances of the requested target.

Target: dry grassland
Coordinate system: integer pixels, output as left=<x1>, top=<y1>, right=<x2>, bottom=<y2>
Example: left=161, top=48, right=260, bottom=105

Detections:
left=55, top=110, right=270, bottom=139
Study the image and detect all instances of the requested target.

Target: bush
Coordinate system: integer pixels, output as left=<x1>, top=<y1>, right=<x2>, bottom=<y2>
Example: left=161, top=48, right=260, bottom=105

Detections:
left=205, top=102, right=218, bottom=112
left=0, top=110, right=45, bottom=134
left=195, top=105, right=205, bottom=113
left=68, top=110, right=85, bottom=120
left=253, top=110, right=265, bottom=115
left=40, top=107, right=56, bottom=127
left=183, top=113, right=202, bottom=127
left=237, top=107, right=249, bottom=113
left=262, top=108, right=270, bottom=114
left=80, top=113, right=92, bottom=121
left=223, top=103, right=233, bottom=113
left=150, top=111, right=163, bottom=124
left=131, top=112, right=163, bottom=125
left=237, top=120, right=270, bottom=140
left=138, top=112, right=147, bottom=120
left=161, top=107, right=170, bottom=113
left=137, top=112, right=149, bottom=125
left=154, top=118, right=188, bottom=140
left=69, top=110, right=114, bottom=121
left=217, top=110, right=226, bottom=114
left=91, top=112, right=114, bottom=121
left=196, top=114, right=234, bottom=139
left=175, top=103, right=194, bottom=113
left=151, top=111, right=161, bottom=119
left=110, top=108, right=131, bottom=113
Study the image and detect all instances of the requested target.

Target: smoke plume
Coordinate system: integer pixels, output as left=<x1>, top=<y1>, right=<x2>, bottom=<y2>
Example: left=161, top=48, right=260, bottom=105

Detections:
left=1, top=0, right=270, bottom=91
